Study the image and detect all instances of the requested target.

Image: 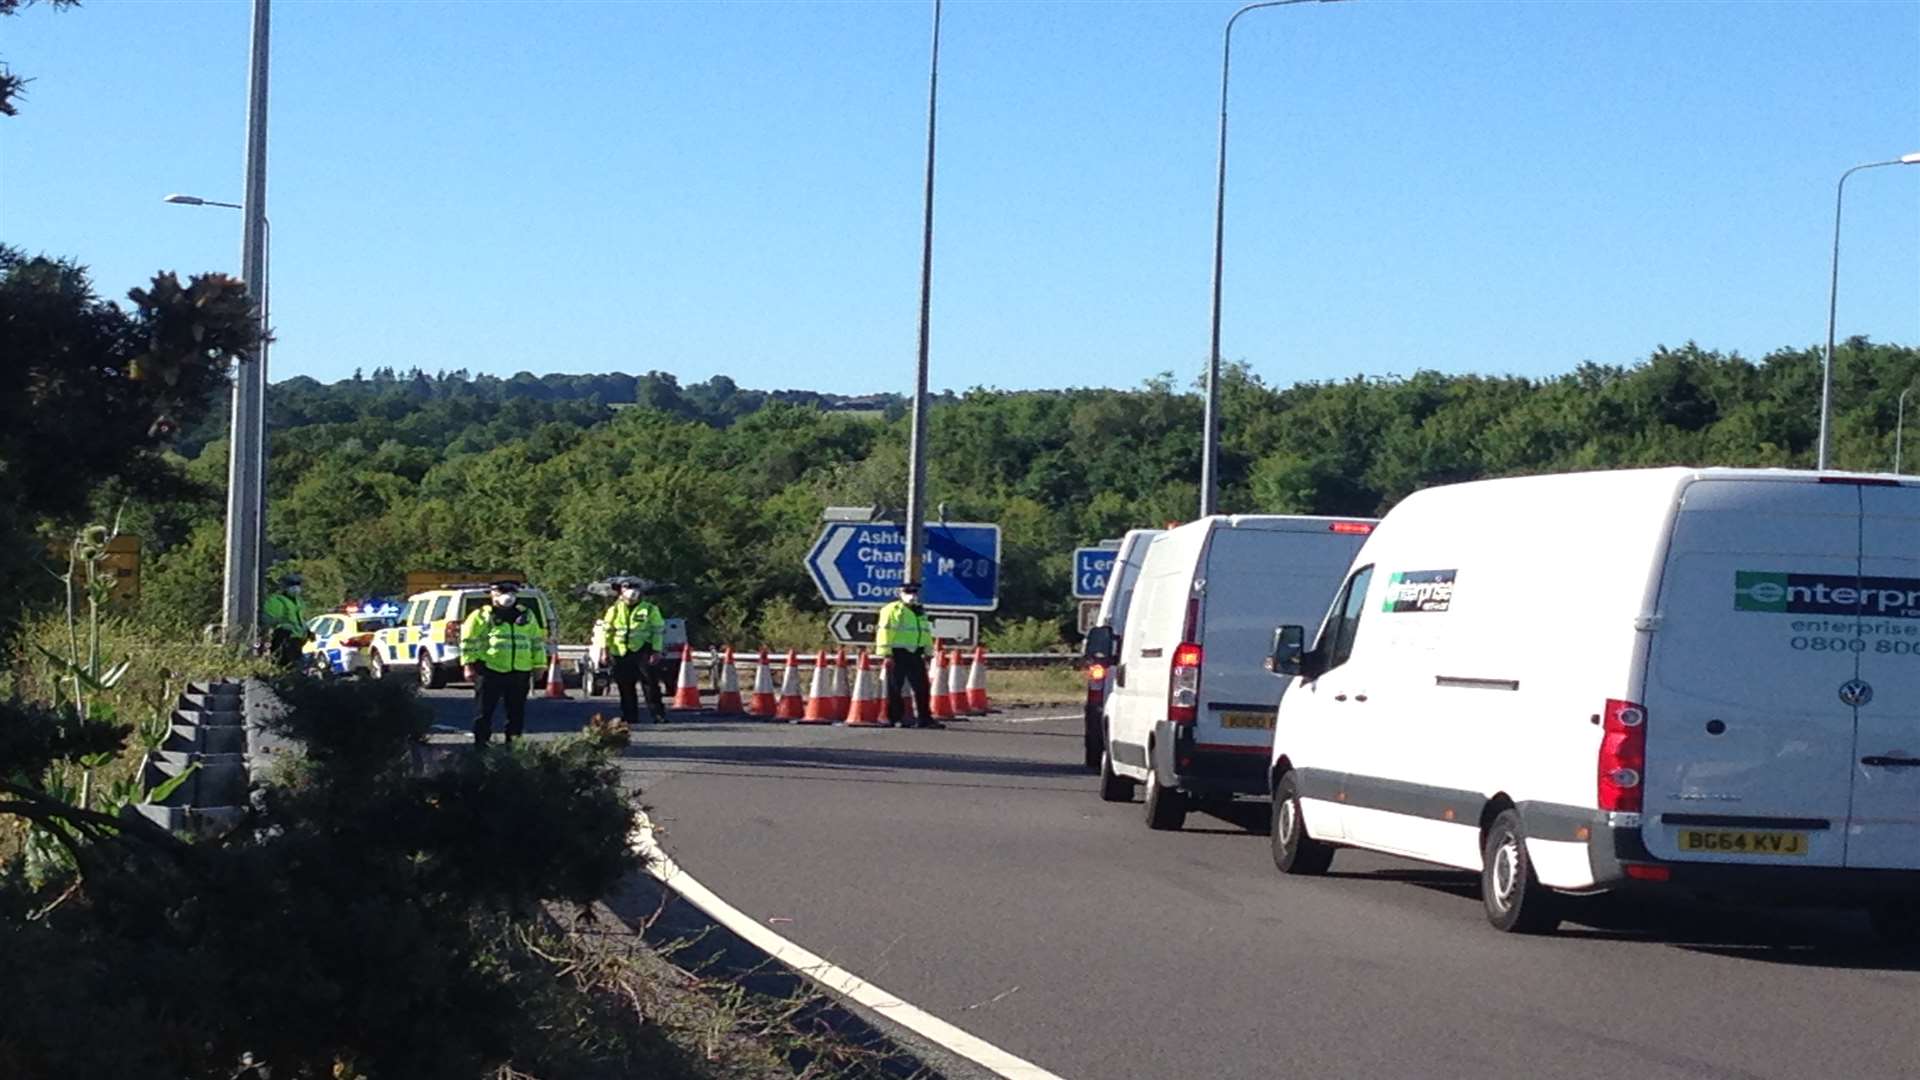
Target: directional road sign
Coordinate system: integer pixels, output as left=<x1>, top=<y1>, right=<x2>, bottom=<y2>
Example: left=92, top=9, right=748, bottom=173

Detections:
left=1072, top=543, right=1122, bottom=600
left=829, top=609, right=979, bottom=647
left=806, top=521, right=1000, bottom=610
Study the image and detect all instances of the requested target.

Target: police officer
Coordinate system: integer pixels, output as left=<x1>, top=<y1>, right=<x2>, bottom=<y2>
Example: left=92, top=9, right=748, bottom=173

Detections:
left=875, top=581, right=940, bottom=729
left=262, top=572, right=309, bottom=670
left=598, top=577, right=668, bottom=725
left=460, top=581, right=549, bottom=746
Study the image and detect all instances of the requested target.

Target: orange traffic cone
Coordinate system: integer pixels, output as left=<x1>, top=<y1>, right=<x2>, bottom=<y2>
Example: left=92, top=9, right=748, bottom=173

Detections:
left=945, top=648, right=970, bottom=720
left=799, top=649, right=835, bottom=724
left=845, top=651, right=887, bottom=726
left=747, top=648, right=777, bottom=718
left=930, top=647, right=956, bottom=720
left=774, top=649, right=805, bottom=721
left=966, top=647, right=990, bottom=714
left=544, top=655, right=569, bottom=699
left=672, top=643, right=702, bottom=711
left=714, top=646, right=744, bottom=714
left=830, top=647, right=852, bottom=721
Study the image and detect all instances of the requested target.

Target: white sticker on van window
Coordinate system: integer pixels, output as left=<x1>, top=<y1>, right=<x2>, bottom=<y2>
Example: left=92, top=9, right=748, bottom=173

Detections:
left=1382, top=569, right=1455, bottom=613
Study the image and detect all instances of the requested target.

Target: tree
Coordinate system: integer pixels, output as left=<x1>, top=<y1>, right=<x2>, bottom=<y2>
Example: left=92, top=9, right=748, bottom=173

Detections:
left=0, top=0, right=80, bottom=118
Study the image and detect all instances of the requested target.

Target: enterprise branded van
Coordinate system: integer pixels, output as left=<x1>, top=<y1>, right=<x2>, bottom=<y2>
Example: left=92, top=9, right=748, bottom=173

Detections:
left=1098, top=515, right=1375, bottom=830
left=1081, top=529, right=1163, bottom=771
left=1265, top=468, right=1920, bottom=940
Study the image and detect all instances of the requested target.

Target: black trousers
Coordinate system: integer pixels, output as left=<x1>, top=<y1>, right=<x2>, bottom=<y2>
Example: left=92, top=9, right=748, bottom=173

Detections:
left=268, top=629, right=304, bottom=671
left=474, top=668, right=532, bottom=745
left=612, top=649, right=666, bottom=725
left=885, top=649, right=933, bottom=726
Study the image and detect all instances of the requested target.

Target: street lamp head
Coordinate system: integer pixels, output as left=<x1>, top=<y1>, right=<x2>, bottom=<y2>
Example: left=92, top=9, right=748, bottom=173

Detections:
left=1901, top=152, right=1920, bottom=165
left=163, top=193, right=208, bottom=205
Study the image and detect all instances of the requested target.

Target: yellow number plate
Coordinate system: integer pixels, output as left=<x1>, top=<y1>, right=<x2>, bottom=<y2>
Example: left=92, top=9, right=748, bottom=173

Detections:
left=1219, top=711, right=1274, bottom=730
left=1677, top=830, right=1808, bottom=857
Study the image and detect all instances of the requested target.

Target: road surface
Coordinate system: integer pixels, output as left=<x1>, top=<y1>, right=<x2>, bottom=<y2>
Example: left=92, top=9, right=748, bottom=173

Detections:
left=423, top=690, right=1920, bottom=1080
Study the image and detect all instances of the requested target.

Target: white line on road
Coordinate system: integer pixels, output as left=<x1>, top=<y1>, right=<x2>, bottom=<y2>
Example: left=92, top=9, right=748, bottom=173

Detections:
left=631, top=811, right=1064, bottom=1080
left=991, top=713, right=1079, bottom=724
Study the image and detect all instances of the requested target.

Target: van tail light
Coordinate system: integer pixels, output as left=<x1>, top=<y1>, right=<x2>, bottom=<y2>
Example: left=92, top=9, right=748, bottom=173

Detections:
left=1598, top=698, right=1647, bottom=812
left=339, top=634, right=374, bottom=648
left=1085, top=663, right=1108, bottom=705
left=1169, top=642, right=1203, bottom=725
left=1329, top=521, right=1374, bottom=534
left=446, top=622, right=461, bottom=643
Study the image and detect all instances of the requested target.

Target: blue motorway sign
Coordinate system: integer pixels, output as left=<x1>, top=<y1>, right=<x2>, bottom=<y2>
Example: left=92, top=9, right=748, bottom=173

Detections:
left=1073, top=545, right=1121, bottom=600
left=806, top=522, right=1001, bottom=611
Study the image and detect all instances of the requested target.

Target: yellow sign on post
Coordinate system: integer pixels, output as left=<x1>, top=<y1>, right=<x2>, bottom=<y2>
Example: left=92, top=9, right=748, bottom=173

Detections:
left=48, top=534, right=141, bottom=607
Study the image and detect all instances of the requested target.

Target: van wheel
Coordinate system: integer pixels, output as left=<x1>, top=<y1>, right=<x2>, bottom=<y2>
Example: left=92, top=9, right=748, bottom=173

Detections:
left=1868, top=898, right=1920, bottom=947
left=1271, top=772, right=1334, bottom=876
left=1482, top=809, right=1561, bottom=934
left=369, top=654, right=387, bottom=681
left=1098, top=748, right=1134, bottom=803
left=1143, top=766, right=1187, bottom=831
left=418, top=656, right=446, bottom=690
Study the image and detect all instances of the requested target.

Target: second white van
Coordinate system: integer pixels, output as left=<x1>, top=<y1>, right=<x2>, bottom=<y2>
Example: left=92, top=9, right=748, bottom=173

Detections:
left=1265, top=467, right=1920, bottom=940
left=1095, top=514, right=1375, bottom=830
left=1082, top=528, right=1163, bottom=771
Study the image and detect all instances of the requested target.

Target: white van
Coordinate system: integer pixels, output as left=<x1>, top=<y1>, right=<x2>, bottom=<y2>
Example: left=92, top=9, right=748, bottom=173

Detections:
left=1081, top=529, right=1164, bottom=771
left=1265, top=467, right=1920, bottom=940
left=1097, top=515, right=1376, bottom=829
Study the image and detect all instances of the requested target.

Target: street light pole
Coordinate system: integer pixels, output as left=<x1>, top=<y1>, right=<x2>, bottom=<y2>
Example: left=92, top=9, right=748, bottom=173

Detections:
left=1201, top=0, right=1345, bottom=519
left=1816, top=151, right=1920, bottom=471
left=223, top=0, right=272, bottom=644
left=1897, top=383, right=1917, bottom=475
left=903, top=0, right=941, bottom=585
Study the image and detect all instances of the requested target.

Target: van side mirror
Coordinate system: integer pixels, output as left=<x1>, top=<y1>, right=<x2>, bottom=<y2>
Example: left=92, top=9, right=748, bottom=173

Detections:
left=1083, top=624, right=1115, bottom=662
left=1266, top=625, right=1316, bottom=678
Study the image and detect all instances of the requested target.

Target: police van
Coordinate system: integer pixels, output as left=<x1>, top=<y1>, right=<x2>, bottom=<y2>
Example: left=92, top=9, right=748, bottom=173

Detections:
left=368, top=583, right=559, bottom=688
left=1094, top=515, right=1375, bottom=830
left=1265, top=467, right=1920, bottom=940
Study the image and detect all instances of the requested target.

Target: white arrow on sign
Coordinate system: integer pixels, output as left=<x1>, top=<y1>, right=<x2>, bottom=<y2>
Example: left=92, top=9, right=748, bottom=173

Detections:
left=815, top=525, right=857, bottom=602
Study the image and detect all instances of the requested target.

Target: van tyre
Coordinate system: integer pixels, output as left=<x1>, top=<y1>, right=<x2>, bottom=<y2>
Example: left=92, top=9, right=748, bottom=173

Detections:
left=418, top=655, right=446, bottom=690
left=369, top=654, right=387, bottom=681
left=1271, top=772, right=1334, bottom=876
left=1481, top=809, right=1561, bottom=934
left=1868, top=898, right=1920, bottom=947
left=1098, top=748, right=1134, bottom=803
left=1143, top=766, right=1186, bottom=831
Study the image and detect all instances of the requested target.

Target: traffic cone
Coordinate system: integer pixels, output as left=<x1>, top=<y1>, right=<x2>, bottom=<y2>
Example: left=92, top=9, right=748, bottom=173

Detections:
left=846, top=651, right=887, bottom=726
left=672, top=643, right=703, bottom=711
left=966, top=647, right=991, bottom=714
left=799, top=649, right=835, bottom=724
left=946, top=648, right=970, bottom=719
left=774, top=649, right=805, bottom=721
left=930, top=647, right=956, bottom=720
left=544, top=655, right=570, bottom=699
left=830, top=647, right=851, bottom=721
left=747, top=648, right=777, bottom=718
left=714, top=646, right=744, bottom=715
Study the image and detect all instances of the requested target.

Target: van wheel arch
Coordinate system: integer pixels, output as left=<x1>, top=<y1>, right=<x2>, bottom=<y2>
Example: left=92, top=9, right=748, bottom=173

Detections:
left=1271, top=755, right=1295, bottom=792
left=1478, top=794, right=1517, bottom=844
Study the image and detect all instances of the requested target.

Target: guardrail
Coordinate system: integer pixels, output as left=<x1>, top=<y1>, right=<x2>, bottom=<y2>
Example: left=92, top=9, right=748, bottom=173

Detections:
left=553, top=646, right=1080, bottom=676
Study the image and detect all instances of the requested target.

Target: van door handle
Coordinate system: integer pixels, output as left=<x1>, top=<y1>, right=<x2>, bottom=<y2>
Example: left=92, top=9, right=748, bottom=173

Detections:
left=1354, top=694, right=1368, bottom=703
left=1333, top=693, right=1348, bottom=702
left=1862, top=756, right=1920, bottom=768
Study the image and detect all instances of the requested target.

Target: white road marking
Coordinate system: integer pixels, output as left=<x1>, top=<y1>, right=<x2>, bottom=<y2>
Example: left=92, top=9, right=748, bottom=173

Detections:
left=991, top=712, right=1080, bottom=724
left=631, top=811, right=1064, bottom=1080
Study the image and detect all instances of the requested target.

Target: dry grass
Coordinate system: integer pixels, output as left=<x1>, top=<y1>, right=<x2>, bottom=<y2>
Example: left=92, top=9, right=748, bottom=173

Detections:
left=984, top=665, right=1084, bottom=707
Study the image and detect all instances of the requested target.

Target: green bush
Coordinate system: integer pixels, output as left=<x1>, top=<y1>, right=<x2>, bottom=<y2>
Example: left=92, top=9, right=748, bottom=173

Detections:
left=984, top=615, right=1065, bottom=654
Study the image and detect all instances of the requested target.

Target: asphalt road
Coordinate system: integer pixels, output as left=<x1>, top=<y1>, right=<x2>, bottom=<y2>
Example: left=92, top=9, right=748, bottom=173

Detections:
left=424, top=689, right=1920, bottom=1080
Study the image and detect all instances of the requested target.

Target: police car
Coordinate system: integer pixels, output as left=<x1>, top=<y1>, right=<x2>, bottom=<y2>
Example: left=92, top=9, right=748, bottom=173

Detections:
left=303, top=603, right=402, bottom=677
left=367, top=583, right=559, bottom=689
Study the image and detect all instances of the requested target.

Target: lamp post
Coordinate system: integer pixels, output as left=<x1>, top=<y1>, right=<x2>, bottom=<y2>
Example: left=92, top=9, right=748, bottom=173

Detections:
left=1201, top=0, right=1347, bottom=519
left=1815, top=151, right=1920, bottom=471
left=903, top=0, right=941, bottom=585
left=1898, top=383, right=1918, bottom=475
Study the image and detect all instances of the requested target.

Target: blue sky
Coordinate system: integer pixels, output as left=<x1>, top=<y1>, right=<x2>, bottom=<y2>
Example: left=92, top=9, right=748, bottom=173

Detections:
left=5, top=0, right=1917, bottom=396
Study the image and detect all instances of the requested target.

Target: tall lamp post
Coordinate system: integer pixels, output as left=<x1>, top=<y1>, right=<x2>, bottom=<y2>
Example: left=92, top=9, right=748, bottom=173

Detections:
left=903, top=0, right=942, bottom=583
left=1815, top=151, right=1920, bottom=471
left=1201, top=0, right=1347, bottom=519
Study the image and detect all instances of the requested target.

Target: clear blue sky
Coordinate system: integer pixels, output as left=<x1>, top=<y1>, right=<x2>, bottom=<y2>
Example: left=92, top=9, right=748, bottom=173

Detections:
left=5, top=0, right=1917, bottom=396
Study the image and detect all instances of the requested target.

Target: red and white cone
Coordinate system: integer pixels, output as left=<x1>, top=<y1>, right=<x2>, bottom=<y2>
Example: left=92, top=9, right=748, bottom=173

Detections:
left=799, top=649, right=835, bottom=724
left=929, top=646, right=956, bottom=720
left=829, top=647, right=851, bottom=721
left=746, top=648, right=777, bottom=719
left=672, top=643, right=702, bottom=711
left=945, top=648, right=970, bottom=719
left=966, top=647, right=990, bottom=714
left=845, top=651, right=887, bottom=726
left=774, top=649, right=805, bottom=721
left=544, top=655, right=569, bottom=699
left=714, top=646, right=744, bottom=715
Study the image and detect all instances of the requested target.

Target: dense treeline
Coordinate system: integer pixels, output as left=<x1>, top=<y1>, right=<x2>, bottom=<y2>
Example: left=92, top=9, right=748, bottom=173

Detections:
left=116, top=339, right=1919, bottom=648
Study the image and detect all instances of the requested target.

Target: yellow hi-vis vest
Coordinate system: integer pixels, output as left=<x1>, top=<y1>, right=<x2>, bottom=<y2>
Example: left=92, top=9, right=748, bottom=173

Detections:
left=873, top=600, right=932, bottom=653
left=600, top=599, right=665, bottom=656
left=459, top=603, right=548, bottom=674
left=263, top=592, right=307, bottom=639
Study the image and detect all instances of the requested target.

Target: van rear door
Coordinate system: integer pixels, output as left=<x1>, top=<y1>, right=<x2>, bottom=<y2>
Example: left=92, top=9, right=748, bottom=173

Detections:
left=1195, top=526, right=1368, bottom=756
left=1847, top=482, right=1920, bottom=870
left=1641, top=479, right=1858, bottom=867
